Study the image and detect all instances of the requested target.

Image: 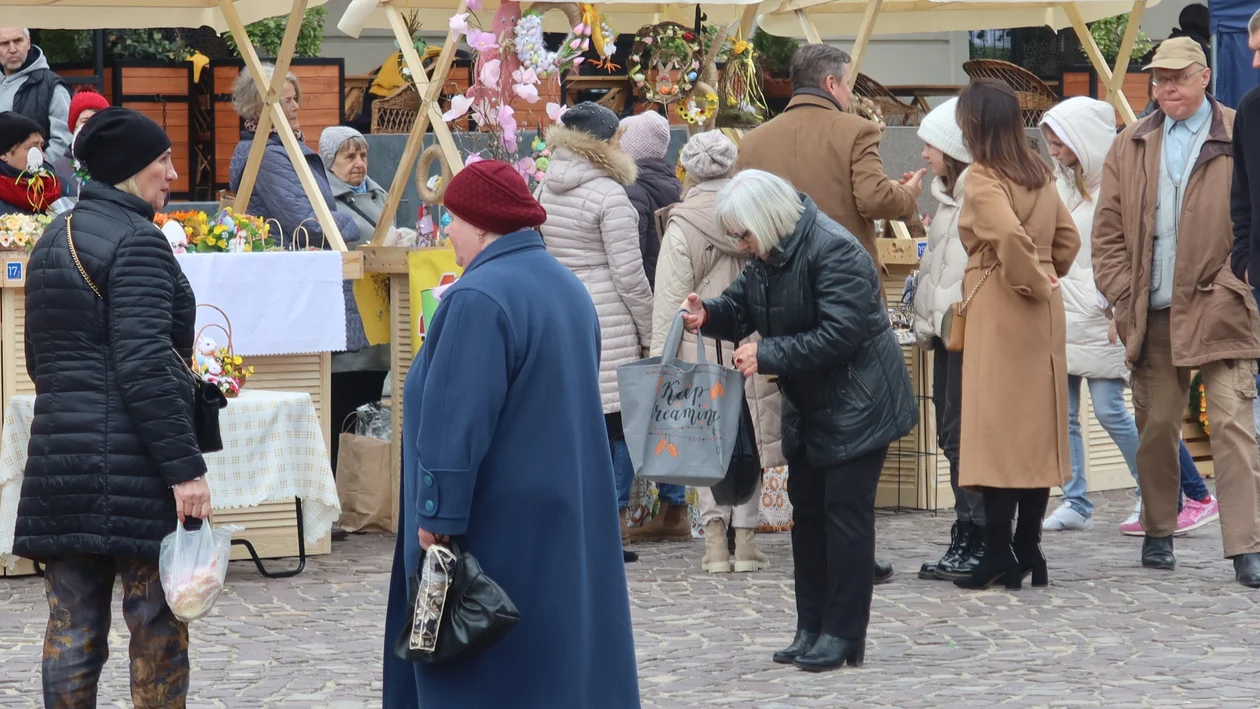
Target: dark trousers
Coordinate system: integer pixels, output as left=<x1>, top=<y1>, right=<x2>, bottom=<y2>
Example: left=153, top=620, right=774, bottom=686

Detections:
left=43, top=555, right=189, bottom=709
left=787, top=445, right=888, bottom=639
left=932, top=338, right=985, bottom=524
left=981, top=487, right=1050, bottom=547
left=330, top=370, right=389, bottom=474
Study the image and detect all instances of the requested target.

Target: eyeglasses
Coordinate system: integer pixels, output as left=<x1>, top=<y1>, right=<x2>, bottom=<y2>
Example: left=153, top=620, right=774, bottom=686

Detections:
left=1150, top=67, right=1207, bottom=91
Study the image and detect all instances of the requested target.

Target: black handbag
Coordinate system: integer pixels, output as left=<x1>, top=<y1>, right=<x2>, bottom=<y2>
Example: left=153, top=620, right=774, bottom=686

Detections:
left=711, top=341, right=762, bottom=506
left=65, top=214, right=228, bottom=454
left=394, top=541, right=520, bottom=665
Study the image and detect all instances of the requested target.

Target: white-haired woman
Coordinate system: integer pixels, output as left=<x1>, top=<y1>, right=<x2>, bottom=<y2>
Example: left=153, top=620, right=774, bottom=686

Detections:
left=680, top=169, right=916, bottom=672
left=227, top=64, right=359, bottom=248
left=651, top=131, right=785, bottom=574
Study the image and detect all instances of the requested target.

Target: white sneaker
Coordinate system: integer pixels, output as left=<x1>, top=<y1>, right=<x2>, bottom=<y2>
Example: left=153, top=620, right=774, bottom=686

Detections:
left=1042, top=503, right=1094, bottom=531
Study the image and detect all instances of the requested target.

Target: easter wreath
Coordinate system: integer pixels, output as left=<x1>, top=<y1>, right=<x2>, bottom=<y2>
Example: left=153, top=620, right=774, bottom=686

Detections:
left=628, top=22, right=702, bottom=105
left=513, top=3, right=587, bottom=79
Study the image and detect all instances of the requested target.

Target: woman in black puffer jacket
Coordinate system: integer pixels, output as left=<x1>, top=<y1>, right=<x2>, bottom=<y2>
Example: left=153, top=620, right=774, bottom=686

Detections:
left=681, top=169, right=916, bottom=674
left=20, top=107, right=209, bottom=707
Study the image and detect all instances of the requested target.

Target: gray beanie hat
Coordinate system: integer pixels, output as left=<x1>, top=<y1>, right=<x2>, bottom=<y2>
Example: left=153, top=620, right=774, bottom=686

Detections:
left=319, top=125, right=365, bottom=170
left=560, top=101, right=620, bottom=142
left=680, top=130, right=737, bottom=182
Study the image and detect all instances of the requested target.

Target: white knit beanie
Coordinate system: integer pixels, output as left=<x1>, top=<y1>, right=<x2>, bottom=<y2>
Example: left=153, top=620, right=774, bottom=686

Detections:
left=319, top=125, right=365, bottom=170
left=917, top=98, right=972, bottom=164
left=680, top=130, right=737, bottom=181
left=618, top=110, right=672, bottom=162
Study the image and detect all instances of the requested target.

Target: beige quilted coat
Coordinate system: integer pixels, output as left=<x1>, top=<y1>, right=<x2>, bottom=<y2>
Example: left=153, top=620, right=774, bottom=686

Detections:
left=650, top=179, right=786, bottom=468
left=539, top=125, right=652, bottom=413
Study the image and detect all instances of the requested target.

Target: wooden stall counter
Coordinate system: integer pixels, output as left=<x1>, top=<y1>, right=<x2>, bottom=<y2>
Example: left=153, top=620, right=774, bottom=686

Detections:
left=0, top=250, right=365, bottom=575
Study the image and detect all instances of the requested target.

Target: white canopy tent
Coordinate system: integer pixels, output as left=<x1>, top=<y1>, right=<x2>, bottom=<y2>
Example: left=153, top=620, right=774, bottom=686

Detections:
left=0, top=0, right=350, bottom=249
left=339, top=0, right=767, bottom=244
left=757, top=0, right=1162, bottom=123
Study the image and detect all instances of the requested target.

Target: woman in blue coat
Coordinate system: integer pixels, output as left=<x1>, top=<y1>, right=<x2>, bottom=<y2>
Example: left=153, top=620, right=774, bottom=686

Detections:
left=383, top=160, right=641, bottom=708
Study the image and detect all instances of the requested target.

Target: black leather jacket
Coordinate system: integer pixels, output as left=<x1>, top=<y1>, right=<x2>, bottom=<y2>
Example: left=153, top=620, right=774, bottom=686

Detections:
left=702, top=197, right=916, bottom=467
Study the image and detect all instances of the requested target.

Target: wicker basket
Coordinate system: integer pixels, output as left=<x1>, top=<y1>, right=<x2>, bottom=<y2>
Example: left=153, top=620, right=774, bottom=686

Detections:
left=370, top=84, right=422, bottom=134
left=962, top=59, right=1058, bottom=127
left=853, top=74, right=920, bottom=127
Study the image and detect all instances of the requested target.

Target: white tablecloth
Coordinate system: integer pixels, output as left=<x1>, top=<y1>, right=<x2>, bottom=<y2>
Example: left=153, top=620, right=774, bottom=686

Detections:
left=0, top=390, right=341, bottom=570
left=175, top=252, right=347, bottom=356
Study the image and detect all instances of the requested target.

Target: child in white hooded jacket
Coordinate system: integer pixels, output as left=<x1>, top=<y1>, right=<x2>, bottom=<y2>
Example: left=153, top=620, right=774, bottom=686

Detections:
left=1039, top=97, right=1218, bottom=536
left=910, top=98, right=987, bottom=580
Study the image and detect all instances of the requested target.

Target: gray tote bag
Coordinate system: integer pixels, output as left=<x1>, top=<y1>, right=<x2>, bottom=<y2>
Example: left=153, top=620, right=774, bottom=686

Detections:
left=616, top=311, right=746, bottom=486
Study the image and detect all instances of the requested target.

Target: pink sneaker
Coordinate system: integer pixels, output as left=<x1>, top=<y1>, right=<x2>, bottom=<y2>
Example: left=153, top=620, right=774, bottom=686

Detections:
left=1175, top=496, right=1220, bottom=536
left=1120, top=513, right=1144, bottom=536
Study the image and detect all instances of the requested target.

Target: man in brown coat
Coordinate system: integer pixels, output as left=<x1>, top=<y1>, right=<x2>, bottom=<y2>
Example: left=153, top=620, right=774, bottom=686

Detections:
left=1093, top=37, right=1260, bottom=587
left=734, top=43, right=924, bottom=275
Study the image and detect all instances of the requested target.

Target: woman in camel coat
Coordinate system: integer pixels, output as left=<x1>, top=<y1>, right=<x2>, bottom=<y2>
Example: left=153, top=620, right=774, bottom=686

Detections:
left=953, top=79, right=1080, bottom=591
left=651, top=131, right=785, bottom=574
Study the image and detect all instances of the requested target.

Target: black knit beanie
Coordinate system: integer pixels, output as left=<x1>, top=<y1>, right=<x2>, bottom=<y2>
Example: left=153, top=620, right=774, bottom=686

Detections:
left=0, top=111, right=43, bottom=157
left=73, top=107, right=172, bottom=185
left=560, top=101, right=620, bottom=142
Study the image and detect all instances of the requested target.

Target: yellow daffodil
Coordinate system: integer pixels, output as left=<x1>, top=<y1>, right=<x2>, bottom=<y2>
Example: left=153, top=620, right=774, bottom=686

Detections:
left=233, top=356, right=243, bottom=366
left=732, top=41, right=749, bottom=55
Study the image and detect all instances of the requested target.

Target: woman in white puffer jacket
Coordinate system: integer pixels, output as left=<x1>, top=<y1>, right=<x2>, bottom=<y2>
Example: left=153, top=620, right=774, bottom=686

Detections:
left=537, top=102, right=653, bottom=563
left=1039, top=97, right=1217, bottom=534
left=910, top=98, right=987, bottom=582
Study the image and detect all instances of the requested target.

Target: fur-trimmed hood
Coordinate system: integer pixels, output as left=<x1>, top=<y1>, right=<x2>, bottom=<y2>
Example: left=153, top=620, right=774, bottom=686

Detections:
left=543, top=125, right=638, bottom=192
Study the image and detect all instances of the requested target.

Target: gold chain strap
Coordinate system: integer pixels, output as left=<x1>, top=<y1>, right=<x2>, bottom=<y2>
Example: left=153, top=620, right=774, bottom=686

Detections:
left=66, top=215, right=203, bottom=383
left=65, top=215, right=102, bottom=299
left=957, top=262, right=1000, bottom=316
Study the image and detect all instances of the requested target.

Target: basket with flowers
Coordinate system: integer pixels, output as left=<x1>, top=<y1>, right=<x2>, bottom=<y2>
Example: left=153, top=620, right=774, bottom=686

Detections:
left=0, top=212, right=52, bottom=252
left=192, top=304, right=255, bottom=398
left=156, top=209, right=277, bottom=254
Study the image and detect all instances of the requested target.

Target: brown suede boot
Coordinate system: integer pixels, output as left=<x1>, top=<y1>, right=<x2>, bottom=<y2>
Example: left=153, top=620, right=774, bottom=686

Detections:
left=626, top=503, right=691, bottom=542
left=702, top=520, right=731, bottom=573
left=733, top=528, right=767, bottom=572
left=620, top=508, right=631, bottom=544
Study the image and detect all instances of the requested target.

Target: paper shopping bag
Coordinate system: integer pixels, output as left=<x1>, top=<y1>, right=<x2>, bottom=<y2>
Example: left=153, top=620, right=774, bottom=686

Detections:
left=616, top=311, right=746, bottom=487
left=335, top=431, right=394, bottom=533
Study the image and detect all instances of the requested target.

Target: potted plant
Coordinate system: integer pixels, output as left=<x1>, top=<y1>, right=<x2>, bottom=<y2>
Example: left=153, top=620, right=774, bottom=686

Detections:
left=752, top=29, right=799, bottom=98
left=1060, top=14, right=1154, bottom=103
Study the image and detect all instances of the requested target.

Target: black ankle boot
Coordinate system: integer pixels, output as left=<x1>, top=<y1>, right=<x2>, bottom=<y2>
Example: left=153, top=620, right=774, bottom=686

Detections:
left=950, top=521, right=986, bottom=578
left=773, top=629, right=819, bottom=664
left=955, top=522, right=1020, bottom=590
left=926, top=522, right=971, bottom=580
left=793, top=634, right=864, bottom=672
left=623, top=548, right=638, bottom=563
left=1013, top=525, right=1048, bottom=588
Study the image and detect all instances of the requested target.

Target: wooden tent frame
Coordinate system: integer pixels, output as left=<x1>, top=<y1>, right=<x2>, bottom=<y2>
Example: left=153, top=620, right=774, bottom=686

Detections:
left=779, top=0, right=1149, bottom=124
left=0, top=0, right=348, bottom=250
left=355, top=0, right=768, bottom=245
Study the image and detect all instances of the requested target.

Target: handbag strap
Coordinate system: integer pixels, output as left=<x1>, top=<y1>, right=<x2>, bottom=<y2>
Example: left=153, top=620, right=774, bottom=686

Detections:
left=957, top=262, right=1000, bottom=316
left=67, top=214, right=204, bottom=384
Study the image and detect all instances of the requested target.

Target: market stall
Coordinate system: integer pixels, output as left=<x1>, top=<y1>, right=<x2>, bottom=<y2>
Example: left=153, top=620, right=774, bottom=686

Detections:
left=340, top=0, right=769, bottom=528
left=757, top=0, right=1162, bottom=124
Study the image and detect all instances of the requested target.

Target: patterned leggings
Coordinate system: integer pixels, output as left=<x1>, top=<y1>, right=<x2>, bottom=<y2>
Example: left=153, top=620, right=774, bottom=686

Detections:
left=42, top=555, right=190, bottom=709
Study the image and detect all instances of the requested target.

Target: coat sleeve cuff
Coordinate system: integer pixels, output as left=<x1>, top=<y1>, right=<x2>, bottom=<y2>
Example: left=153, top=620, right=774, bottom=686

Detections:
left=415, top=466, right=472, bottom=537
left=158, top=455, right=209, bottom=488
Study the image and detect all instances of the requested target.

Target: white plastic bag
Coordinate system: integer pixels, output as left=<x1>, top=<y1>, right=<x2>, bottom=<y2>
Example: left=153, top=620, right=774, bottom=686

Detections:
left=158, top=521, right=242, bottom=622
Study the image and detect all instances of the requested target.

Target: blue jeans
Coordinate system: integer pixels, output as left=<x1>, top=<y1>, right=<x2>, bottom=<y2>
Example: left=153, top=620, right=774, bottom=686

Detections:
left=1065, top=376, right=1206, bottom=518
left=611, top=437, right=635, bottom=510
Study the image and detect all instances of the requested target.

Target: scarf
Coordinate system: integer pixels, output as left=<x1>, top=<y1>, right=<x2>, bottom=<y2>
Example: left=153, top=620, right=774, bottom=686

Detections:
left=0, top=163, right=62, bottom=214
left=243, top=119, right=304, bottom=144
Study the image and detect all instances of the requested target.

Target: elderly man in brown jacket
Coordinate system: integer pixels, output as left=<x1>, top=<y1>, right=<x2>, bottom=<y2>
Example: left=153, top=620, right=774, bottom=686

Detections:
left=1093, top=37, right=1260, bottom=587
left=734, top=43, right=924, bottom=276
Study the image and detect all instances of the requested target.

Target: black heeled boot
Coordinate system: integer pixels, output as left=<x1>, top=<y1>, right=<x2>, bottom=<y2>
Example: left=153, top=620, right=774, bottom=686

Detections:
left=923, top=521, right=971, bottom=580
left=955, top=488, right=1020, bottom=590
left=1013, top=488, right=1049, bottom=587
left=773, top=629, right=819, bottom=664
left=793, top=634, right=865, bottom=672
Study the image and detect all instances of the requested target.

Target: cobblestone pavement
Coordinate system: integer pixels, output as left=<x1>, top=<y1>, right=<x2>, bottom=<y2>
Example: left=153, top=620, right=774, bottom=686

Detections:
left=2, top=489, right=1259, bottom=708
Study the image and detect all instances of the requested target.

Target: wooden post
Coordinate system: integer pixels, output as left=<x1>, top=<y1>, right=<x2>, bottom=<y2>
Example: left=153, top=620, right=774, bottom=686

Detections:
left=795, top=9, right=822, bottom=44
left=371, top=0, right=468, bottom=245
left=1065, top=1, right=1140, bottom=124
left=220, top=0, right=348, bottom=250
left=848, top=0, right=884, bottom=85
left=739, top=3, right=760, bottom=38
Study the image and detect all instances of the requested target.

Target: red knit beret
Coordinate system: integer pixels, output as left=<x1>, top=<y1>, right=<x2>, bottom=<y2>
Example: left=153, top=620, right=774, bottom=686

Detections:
left=69, top=90, right=110, bottom=132
left=442, top=160, right=547, bottom=235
